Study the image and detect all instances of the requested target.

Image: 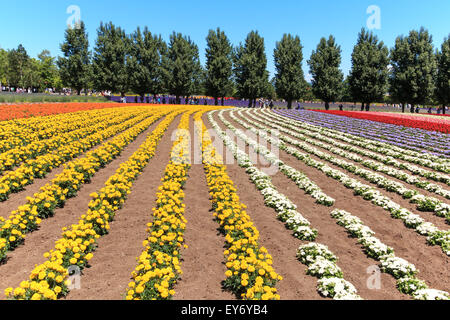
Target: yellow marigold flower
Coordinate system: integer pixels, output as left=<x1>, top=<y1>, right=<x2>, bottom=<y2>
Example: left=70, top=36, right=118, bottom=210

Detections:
left=31, top=293, right=42, bottom=300
left=4, top=287, right=13, bottom=297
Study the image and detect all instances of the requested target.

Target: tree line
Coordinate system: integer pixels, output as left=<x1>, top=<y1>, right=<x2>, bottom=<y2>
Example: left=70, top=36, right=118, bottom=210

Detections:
left=0, top=46, right=62, bottom=92
left=1, top=21, right=449, bottom=112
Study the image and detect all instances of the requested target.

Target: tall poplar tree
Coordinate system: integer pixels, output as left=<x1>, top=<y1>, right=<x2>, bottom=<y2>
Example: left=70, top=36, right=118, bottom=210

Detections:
left=233, top=31, right=269, bottom=107
left=308, top=35, right=344, bottom=110
left=436, top=36, right=450, bottom=114
left=390, top=28, right=437, bottom=113
left=92, top=22, right=131, bottom=97
left=274, top=33, right=306, bottom=109
left=164, top=32, right=202, bottom=104
left=205, top=28, right=234, bottom=106
left=128, top=27, right=167, bottom=102
left=57, top=21, right=91, bottom=95
left=348, top=28, right=389, bottom=111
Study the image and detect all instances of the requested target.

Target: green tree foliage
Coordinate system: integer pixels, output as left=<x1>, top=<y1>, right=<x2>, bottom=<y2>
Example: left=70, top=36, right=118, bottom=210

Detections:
left=128, top=27, right=167, bottom=102
left=233, top=31, right=269, bottom=107
left=57, top=21, right=91, bottom=95
left=92, top=22, right=131, bottom=97
left=7, top=44, right=30, bottom=88
left=436, top=36, right=450, bottom=114
left=390, top=28, right=437, bottom=113
left=308, top=36, right=344, bottom=110
left=163, top=32, right=202, bottom=104
left=348, top=28, right=389, bottom=111
left=205, top=28, right=234, bottom=106
left=37, top=50, right=59, bottom=91
left=0, top=48, right=8, bottom=86
left=274, top=34, right=306, bottom=109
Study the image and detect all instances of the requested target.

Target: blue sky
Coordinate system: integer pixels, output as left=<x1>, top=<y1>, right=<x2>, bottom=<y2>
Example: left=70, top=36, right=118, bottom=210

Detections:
left=1, top=0, right=449, bottom=80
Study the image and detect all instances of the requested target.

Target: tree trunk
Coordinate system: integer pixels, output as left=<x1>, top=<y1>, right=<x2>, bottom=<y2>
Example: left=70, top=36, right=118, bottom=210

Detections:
left=214, top=97, right=218, bottom=106
left=248, top=99, right=253, bottom=108
left=360, top=102, right=365, bottom=111
left=287, top=100, right=292, bottom=109
left=410, top=104, right=415, bottom=113
left=401, top=103, right=405, bottom=113
left=176, top=96, right=180, bottom=105
left=325, top=102, right=330, bottom=110
left=221, top=97, right=224, bottom=106
left=140, top=95, right=144, bottom=103
left=365, top=103, right=370, bottom=111
left=443, top=104, right=446, bottom=115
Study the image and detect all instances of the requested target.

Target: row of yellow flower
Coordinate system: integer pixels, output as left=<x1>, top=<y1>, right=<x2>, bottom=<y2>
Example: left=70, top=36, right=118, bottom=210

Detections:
left=0, top=108, right=153, bottom=202
left=0, top=108, right=171, bottom=263
left=4, top=108, right=185, bottom=300
left=125, top=110, right=194, bottom=300
left=0, top=107, right=118, bottom=153
left=194, top=112, right=282, bottom=300
left=0, top=108, right=140, bottom=175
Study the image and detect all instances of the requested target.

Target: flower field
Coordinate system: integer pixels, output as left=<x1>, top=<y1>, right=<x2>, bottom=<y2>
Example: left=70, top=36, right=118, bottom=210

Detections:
left=0, top=104, right=448, bottom=301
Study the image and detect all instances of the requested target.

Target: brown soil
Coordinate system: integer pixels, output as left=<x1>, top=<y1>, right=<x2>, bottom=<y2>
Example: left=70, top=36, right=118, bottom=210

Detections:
left=0, top=115, right=169, bottom=299
left=216, top=110, right=450, bottom=299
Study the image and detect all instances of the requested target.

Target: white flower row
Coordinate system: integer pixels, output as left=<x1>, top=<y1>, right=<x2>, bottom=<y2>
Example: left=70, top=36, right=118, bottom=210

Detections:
left=296, top=243, right=362, bottom=300
left=208, top=110, right=361, bottom=300
left=220, top=110, right=335, bottom=207
left=330, top=209, right=450, bottom=300
left=229, top=109, right=450, bottom=256
left=258, top=109, right=450, bottom=181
